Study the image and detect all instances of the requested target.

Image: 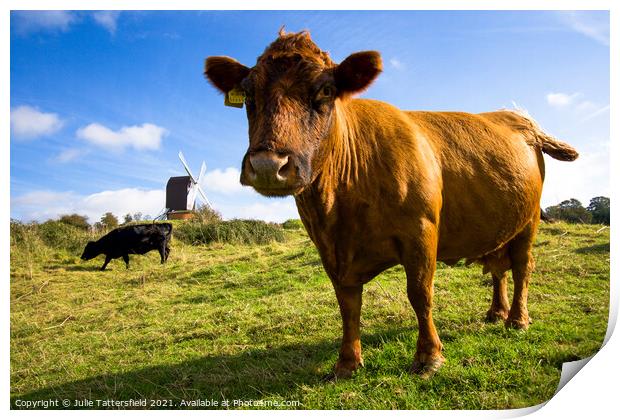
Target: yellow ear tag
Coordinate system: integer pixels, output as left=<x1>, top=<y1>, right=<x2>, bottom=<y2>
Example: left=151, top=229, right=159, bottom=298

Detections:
left=225, top=88, right=245, bottom=108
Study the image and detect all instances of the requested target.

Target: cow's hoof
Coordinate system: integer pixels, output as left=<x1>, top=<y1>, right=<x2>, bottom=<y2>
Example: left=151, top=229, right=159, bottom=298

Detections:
left=485, top=308, right=509, bottom=323
left=324, top=358, right=363, bottom=381
left=505, top=316, right=531, bottom=330
left=411, top=355, right=444, bottom=379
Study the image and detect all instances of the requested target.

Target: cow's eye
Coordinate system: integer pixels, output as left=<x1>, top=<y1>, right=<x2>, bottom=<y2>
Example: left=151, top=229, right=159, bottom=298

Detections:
left=315, top=84, right=335, bottom=102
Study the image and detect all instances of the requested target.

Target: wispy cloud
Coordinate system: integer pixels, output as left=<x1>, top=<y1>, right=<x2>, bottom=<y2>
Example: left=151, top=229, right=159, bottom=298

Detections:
left=12, top=11, right=77, bottom=35
left=545, top=91, right=609, bottom=123
left=558, top=11, right=609, bottom=46
left=92, top=11, right=120, bottom=35
left=11, top=106, right=64, bottom=139
left=12, top=11, right=122, bottom=36
left=52, top=148, right=86, bottom=164
left=581, top=104, right=610, bottom=123
left=389, top=58, right=404, bottom=70
left=77, top=123, right=168, bottom=152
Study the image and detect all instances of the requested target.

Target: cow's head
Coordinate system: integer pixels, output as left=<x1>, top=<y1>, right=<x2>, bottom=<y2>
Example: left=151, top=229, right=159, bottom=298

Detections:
left=205, top=30, right=382, bottom=196
left=81, top=241, right=99, bottom=260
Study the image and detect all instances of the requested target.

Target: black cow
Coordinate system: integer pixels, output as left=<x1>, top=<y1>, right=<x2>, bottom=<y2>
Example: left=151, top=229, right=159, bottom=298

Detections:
left=81, top=223, right=173, bottom=271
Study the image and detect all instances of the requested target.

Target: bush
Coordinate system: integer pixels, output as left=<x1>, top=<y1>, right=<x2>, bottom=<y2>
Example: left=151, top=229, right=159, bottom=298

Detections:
left=59, top=214, right=90, bottom=230
left=175, top=219, right=285, bottom=245
left=193, top=205, right=223, bottom=224
left=282, top=219, right=304, bottom=230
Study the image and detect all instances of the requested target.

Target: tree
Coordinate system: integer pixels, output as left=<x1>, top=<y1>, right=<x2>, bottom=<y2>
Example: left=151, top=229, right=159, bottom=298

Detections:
left=100, top=212, right=119, bottom=229
left=133, top=212, right=143, bottom=222
left=587, top=196, right=610, bottom=225
left=545, top=199, right=592, bottom=224
left=58, top=214, right=90, bottom=230
left=123, top=213, right=133, bottom=224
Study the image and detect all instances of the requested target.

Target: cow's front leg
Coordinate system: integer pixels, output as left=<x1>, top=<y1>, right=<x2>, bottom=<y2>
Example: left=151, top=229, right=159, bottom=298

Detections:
left=332, top=284, right=364, bottom=379
left=100, top=255, right=112, bottom=271
left=122, top=254, right=130, bottom=269
left=404, top=228, right=444, bottom=379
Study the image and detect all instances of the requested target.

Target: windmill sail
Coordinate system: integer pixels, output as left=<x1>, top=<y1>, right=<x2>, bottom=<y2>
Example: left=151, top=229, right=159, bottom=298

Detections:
left=177, top=151, right=213, bottom=210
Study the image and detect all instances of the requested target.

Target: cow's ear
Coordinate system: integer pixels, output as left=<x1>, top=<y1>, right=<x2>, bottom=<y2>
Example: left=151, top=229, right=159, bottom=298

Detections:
left=204, top=56, right=250, bottom=94
left=334, top=51, right=382, bottom=97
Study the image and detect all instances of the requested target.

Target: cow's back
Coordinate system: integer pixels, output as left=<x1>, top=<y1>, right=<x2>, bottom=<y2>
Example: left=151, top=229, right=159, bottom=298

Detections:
left=406, top=110, right=544, bottom=261
left=99, top=223, right=172, bottom=257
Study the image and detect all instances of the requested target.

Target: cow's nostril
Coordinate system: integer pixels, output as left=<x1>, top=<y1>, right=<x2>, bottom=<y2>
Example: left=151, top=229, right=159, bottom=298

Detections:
left=276, top=156, right=291, bottom=181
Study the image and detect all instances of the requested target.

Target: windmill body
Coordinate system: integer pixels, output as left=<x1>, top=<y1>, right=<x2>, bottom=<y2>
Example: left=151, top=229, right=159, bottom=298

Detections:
left=165, top=152, right=212, bottom=220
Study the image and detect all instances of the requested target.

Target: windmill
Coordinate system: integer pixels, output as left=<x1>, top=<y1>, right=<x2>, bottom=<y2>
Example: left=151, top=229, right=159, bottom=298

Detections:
left=165, top=151, right=212, bottom=220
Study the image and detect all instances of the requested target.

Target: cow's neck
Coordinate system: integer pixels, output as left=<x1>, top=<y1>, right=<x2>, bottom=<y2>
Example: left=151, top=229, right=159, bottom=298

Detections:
left=314, top=99, right=372, bottom=201
left=296, top=99, right=375, bottom=223
left=295, top=98, right=378, bottom=280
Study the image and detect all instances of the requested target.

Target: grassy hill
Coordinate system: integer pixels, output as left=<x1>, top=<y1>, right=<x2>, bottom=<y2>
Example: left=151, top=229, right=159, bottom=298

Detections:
left=10, top=221, right=609, bottom=409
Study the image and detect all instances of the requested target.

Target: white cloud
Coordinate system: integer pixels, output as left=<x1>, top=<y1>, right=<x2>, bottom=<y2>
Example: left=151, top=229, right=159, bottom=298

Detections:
left=546, top=92, right=580, bottom=107
left=201, top=167, right=248, bottom=195
left=197, top=166, right=299, bottom=222
left=542, top=144, right=609, bottom=208
left=12, top=188, right=166, bottom=223
left=12, top=185, right=299, bottom=224
left=12, top=11, right=77, bottom=34
left=215, top=198, right=299, bottom=223
left=11, top=106, right=64, bottom=139
left=559, top=11, right=609, bottom=46
left=92, top=11, right=120, bottom=34
left=77, top=123, right=168, bottom=152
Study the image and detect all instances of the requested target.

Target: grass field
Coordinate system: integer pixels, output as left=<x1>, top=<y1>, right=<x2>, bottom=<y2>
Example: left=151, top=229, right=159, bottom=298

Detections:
left=10, top=221, right=609, bottom=409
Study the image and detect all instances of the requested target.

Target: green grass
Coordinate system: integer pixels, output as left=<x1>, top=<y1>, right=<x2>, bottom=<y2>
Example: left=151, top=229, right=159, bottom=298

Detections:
left=10, top=222, right=609, bottom=409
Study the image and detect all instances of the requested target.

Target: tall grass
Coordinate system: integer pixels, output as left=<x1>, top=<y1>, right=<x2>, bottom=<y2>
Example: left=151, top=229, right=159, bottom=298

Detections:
left=174, top=219, right=286, bottom=245
left=10, top=220, right=96, bottom=261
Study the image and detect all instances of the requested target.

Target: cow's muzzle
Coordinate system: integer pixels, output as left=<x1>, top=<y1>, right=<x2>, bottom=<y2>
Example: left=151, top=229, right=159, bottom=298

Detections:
left=240, top=151, right=302, bottom=196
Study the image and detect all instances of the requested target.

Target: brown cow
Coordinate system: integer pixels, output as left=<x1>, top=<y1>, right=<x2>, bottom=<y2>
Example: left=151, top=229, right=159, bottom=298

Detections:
left=204, top=30, right=578, bottom=379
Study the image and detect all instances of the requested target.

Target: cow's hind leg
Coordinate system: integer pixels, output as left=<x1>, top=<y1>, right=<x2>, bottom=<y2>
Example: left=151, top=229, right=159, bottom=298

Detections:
left=486, top=271, right=510, bottom=322
left=330, top=284, right=364, bottom=380
left=506, top=222, right=537, bottom=329
left=122, top=254, right=130, bottom=269
left=158, top=244, right=167, bottom=264
left=482, top=250, right=511, bottom=323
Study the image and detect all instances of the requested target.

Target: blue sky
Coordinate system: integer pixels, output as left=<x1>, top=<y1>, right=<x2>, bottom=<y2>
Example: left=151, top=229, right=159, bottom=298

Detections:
left=10, top=10, right=610, bottom=223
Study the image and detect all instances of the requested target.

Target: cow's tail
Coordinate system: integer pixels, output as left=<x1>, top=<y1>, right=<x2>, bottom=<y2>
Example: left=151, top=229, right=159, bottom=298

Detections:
left=539, top=133, right=579, bottom=161
left=164, top=223, right=173, bottom=239
left=506, top=108, right=579, bottom=161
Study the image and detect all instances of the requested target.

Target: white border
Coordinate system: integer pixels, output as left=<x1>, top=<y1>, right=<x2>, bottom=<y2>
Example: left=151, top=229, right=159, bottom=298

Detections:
left=3, top=1, right=616, bottom=419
